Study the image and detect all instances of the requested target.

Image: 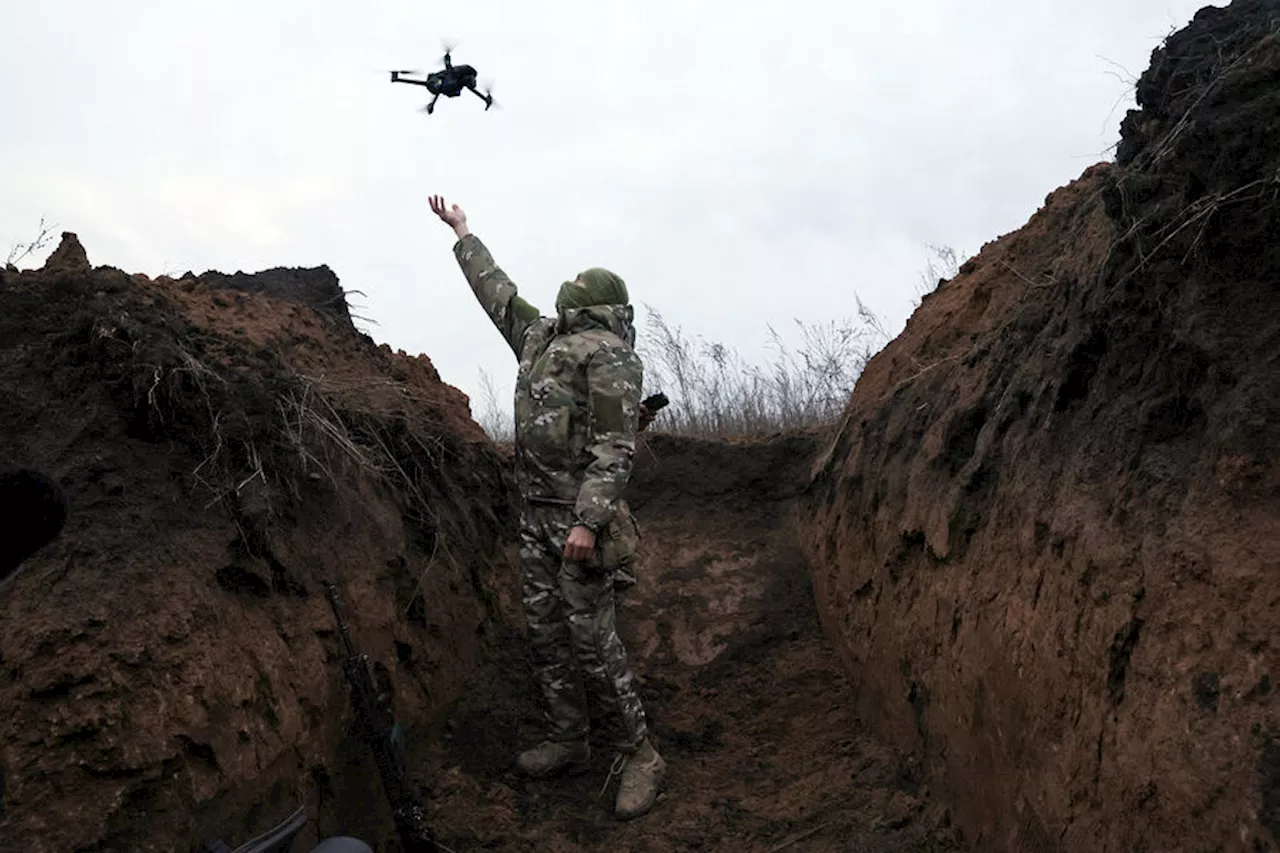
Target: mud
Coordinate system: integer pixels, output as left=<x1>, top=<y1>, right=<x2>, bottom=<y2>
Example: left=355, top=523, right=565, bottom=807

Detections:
left=3, top=5, right=1276, bottom=851
left=0, top=242, right=966, bottom=853
left=800, top=2, right=1280, bottom=851
left=0, top=236, right=516, bottom=852
left=421, top=432, right=964, bottom=853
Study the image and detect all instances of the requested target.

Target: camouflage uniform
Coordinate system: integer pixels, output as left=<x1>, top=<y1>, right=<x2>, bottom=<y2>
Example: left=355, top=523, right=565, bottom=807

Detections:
left=453, top=234, right=649, bottom=751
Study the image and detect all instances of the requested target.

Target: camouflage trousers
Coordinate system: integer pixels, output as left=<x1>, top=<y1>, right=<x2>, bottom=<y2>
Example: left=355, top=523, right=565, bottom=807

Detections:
left=519, top=500, right=648, bottom=752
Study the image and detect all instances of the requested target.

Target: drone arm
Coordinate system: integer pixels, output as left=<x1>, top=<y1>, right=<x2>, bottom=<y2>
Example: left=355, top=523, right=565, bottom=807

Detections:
left=465, top=84, right=494, bottom=109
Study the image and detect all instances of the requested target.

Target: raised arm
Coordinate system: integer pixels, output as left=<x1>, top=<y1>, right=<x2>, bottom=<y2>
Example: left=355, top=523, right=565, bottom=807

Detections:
left=573, top=340, right=644, bottom=534
left=430, top=195, right=541, bottom=358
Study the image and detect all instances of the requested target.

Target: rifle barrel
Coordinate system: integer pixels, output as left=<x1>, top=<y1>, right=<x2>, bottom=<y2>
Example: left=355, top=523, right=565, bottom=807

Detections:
left=326, top=582, right=437, bottom=851
left=327, top=584, right=359, bottom=658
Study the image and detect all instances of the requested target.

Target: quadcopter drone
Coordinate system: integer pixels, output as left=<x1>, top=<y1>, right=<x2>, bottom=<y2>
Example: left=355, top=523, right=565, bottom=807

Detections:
left=389, top=47, right=494, bottom=115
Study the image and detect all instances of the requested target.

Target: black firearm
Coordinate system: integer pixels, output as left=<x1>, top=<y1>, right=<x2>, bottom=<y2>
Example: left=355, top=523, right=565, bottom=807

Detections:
left=326, top=584, right=437, bottom=853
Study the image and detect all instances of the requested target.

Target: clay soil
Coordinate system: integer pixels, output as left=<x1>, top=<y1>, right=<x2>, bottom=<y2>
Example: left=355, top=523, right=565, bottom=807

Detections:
left=0, top=239, right=964, bottom=853
left=801, top=2, right=1280, bottom=851
left=0, top=240, right=517, bottom=853
left=4, top=4, right=1277, bottom=851
left=421, top=432, right=964, bottom=853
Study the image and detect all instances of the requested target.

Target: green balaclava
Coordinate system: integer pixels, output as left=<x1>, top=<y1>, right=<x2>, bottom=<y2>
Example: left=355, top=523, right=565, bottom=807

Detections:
left=555, top=267, right=629, bottom=313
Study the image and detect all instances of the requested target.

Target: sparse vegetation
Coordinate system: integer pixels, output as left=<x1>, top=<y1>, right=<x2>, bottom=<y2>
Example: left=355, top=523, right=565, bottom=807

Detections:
left=633, top=245, right=961, bottom=438
left=470, top=304, right=892, bottom=443
left=475, top=366, right=514, bottom=444
left=472, top=245, right=970, bottom=442
left=634, top=302, right=891, bottom=438
left=914, top=241, right=963, bottom=305
left=5, top=217, right=56, bottom=269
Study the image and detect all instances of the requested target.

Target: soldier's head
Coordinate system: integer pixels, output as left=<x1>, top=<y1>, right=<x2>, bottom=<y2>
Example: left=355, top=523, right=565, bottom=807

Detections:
left=555, top=267, right=628, bottom=313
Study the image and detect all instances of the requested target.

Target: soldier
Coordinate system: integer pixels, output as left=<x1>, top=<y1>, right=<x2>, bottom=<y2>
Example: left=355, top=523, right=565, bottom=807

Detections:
left=428, top=195, right=666, bottom=819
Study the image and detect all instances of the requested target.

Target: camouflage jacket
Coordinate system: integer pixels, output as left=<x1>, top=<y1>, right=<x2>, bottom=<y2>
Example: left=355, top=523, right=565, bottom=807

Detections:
left=453, top=234, right=643, bottom=532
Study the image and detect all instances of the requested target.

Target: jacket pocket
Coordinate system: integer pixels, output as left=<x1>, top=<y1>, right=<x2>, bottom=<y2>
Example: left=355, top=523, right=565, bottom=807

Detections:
left=599, top=508, right=640, bottom=573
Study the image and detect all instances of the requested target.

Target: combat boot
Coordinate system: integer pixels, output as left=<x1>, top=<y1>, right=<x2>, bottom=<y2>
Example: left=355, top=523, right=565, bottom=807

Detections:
left=515, top=739, right=590, bottom=778
left=614, top=738, right=666, bottom=819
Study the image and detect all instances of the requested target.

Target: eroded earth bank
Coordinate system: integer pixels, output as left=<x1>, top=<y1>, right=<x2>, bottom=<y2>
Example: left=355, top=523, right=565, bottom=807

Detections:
left=0, top=241, right=964, bottom=853
left=1, top=2, right=1277, bottom=852
left=801, top=2, right=1280, bottom=851
left=419, top=432, right=965, bottom=852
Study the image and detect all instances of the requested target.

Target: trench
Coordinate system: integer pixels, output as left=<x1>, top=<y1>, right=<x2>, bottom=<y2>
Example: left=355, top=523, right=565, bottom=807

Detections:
left=0, top=246, right=961, bottom=853
left=410, top=432, right=967, bottom=853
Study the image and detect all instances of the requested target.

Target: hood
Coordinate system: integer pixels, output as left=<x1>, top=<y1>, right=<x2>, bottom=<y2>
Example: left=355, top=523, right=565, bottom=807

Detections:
left=555, top=302, right=637, bottom=346
left=555, top=267, right=629, bottom=313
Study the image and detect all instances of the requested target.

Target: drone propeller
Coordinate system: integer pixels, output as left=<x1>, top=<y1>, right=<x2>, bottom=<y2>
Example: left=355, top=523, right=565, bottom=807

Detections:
left=391, top=69, right=423, bottom=75
left=479, top=78, right=501, bottom=110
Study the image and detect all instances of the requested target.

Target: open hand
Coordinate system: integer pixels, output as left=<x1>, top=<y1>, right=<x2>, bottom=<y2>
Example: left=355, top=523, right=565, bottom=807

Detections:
left=429, top=195, right=468, bottom=235
left=564, top=525, right=597, bottom=562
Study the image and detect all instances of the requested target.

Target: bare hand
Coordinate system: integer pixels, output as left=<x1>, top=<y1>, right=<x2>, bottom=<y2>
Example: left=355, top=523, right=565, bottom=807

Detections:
left=429, top=195, right=469, bottom=235
left=638, top=403, right=656, bottom=431
left=564, top=525, right=597, bottom=562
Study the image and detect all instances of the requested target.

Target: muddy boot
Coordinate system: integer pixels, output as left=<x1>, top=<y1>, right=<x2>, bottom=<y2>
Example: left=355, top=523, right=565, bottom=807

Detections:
left=516, top=739, right=590, bottom=778
left=614, top=739, right=666, bottom=819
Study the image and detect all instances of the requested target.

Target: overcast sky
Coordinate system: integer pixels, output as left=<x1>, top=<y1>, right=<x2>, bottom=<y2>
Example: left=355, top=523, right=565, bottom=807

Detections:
left=1, top=0, right=1212, bottom=421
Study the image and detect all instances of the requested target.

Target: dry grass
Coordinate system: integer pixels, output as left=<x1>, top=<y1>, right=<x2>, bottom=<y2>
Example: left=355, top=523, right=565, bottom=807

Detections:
left=5, top=217, right=56, bottom=268
left=474, top=366, right=513, bottom=444
left=473, top=246, right=964, bottom=442
left=127, top=335, right=487, bottom=613
left=634, top=301, right=892, bottom=438
left=635, top=246, right=965, bottom=438
left=472, top=304, right=894, bottom=443
left=915, top=242, right=963, bottom=305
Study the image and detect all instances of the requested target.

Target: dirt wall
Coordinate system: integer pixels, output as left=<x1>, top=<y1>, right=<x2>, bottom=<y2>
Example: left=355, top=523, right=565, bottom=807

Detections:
left=417, top=430, right=969, bottom=852
left=0, top=237, right=517, bottom=852
left=800, top=3, right=1280, bottom=851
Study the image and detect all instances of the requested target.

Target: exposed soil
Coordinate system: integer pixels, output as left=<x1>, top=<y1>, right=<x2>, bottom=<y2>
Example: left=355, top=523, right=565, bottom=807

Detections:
left=0, top=238, right=517, bottom=852
left=420, top=432, right=964, bottom=853
left=800, top=2, right=1280, bottom=851
left=4, top=4, right=1277, bottom=852
left=0, top=242, right=964, bottom=853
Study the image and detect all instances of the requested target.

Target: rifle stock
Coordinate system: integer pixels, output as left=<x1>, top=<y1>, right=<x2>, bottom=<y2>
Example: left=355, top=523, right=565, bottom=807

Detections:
left=327, top=584, right=437, bottom=853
